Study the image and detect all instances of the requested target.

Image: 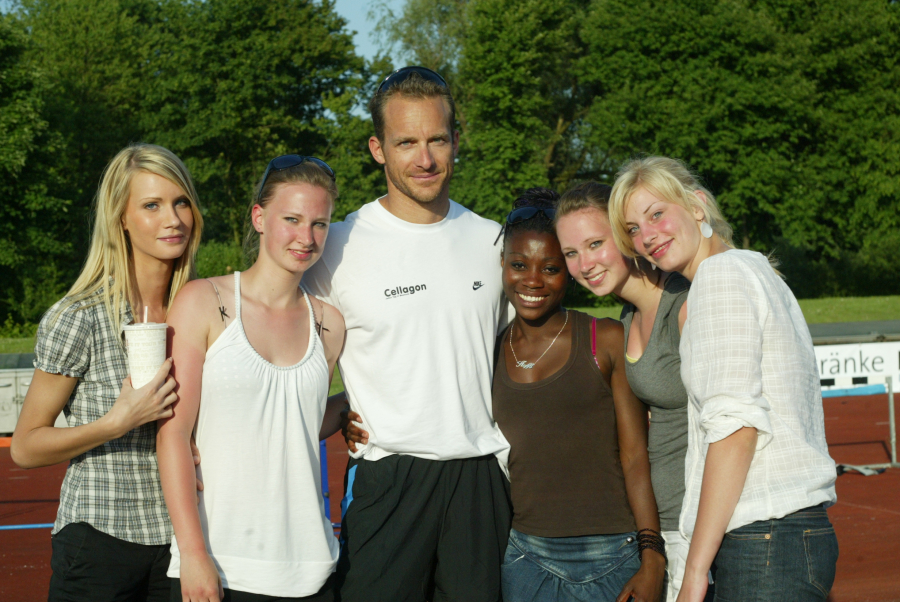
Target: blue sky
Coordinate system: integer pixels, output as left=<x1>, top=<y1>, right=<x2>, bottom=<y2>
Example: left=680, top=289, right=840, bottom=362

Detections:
left=333, top=0, right=405, bottom=64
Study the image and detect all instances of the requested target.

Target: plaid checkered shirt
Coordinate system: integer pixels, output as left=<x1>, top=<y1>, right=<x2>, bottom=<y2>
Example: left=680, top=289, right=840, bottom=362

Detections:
left=34, top=289, right=172, bottom=545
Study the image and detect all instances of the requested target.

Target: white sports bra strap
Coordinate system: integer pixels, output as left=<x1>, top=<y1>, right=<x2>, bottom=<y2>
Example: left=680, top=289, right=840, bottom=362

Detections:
left=233, top=271, right=242, bottom=318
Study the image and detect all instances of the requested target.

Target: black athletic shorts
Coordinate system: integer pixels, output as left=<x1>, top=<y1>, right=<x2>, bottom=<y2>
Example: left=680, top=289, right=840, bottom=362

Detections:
left=336, top=453, right=512, bottom=602
left=48, top=522, right=171, bottom=602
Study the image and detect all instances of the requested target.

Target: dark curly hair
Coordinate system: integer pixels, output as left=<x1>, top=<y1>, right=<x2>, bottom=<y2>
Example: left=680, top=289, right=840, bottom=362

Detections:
left=498, top=187, right=560, bottom=249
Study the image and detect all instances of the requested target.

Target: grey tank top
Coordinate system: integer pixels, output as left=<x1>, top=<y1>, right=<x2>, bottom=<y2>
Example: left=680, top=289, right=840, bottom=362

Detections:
left=620, top=273, right=690, bottom=531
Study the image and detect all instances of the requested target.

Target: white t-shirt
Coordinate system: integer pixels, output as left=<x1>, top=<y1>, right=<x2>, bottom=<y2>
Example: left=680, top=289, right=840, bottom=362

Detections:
left=303, top=198, right=510, bottom=462
left=679, top=250, right=837, bottom=537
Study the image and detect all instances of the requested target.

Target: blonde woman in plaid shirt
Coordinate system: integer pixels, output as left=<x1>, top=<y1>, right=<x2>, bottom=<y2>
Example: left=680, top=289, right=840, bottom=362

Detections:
left=609, top=156, right=838, bottom=602
left=11, top=143, right=203, bottom=602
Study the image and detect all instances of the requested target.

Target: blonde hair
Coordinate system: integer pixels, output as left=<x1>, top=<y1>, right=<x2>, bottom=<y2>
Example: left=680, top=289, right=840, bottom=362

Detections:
left=60, top=143, right=203, bottom=335
left=608, top=156, right=733, bottom=257
left=243, top=160, right=338, bottom=264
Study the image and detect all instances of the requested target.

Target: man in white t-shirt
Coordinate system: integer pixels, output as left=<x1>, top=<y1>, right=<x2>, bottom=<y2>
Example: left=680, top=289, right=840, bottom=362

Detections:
left=302, top=67, right=511, bottom=601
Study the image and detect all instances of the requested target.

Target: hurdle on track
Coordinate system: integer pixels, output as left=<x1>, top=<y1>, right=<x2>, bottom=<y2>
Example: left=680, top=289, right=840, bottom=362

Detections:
left=822, top=376, right=898, bottom=470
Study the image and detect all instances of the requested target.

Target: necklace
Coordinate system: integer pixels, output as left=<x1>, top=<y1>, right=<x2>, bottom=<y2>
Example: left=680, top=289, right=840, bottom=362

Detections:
left=509, top=309, right=569, bottom=369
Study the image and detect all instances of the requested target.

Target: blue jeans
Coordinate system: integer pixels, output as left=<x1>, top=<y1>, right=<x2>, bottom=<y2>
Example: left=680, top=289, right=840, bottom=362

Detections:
left=501, top=528, right=640, bottom=602
left=714, top=504, right=838, bottom=601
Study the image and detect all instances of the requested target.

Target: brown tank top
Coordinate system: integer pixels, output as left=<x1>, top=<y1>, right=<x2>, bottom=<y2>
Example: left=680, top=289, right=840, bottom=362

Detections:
left=492, top=310, right=636, bottom=538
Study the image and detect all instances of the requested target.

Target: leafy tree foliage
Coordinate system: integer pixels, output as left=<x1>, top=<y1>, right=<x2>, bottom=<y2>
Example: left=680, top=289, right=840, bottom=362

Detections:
left=370, top=0, right=465, bottom=79
left=379, top=0, right=900, bottom=298
left=140, top=0, right=376, bottom=242
left=0, top=14, right=72, bottom=323
left=2, top=0, right=383, bottom=323
left=1, top=0, right=898, bottom=322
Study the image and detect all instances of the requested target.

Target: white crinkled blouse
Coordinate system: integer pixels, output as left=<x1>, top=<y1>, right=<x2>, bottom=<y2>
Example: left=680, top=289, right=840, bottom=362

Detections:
left=678, top=250, right=837, bottom=537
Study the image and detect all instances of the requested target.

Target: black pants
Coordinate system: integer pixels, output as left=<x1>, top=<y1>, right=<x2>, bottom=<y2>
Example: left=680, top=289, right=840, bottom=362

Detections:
left=336, top=454, right=512, bottom=602
left=169, top=573, right=336, bottom=602
left=48, top=522, right=171, bottom=602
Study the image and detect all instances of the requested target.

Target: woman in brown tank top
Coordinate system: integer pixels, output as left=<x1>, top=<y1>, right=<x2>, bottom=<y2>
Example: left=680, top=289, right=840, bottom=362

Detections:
left=493, top=188, right=665, bottom=602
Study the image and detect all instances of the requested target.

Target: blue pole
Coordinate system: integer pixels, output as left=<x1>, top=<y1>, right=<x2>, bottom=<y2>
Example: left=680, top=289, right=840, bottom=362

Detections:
left=320, top=439, right=330, bottom=520
left=0, top=523, right=54, bottom=531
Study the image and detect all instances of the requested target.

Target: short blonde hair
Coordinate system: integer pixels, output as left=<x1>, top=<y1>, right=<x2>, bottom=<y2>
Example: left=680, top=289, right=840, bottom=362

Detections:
left=608, top=156, right=733, bottom=257
left=60, top=143, right=202, bottom=335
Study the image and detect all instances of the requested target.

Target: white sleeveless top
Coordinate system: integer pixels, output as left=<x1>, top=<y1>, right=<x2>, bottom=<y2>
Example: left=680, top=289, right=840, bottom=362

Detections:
left=168, top=271, right=339, bottom=597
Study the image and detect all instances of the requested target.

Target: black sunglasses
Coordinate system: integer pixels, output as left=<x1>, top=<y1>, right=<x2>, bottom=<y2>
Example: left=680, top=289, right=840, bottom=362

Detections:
left=257, top=155, right=336, bottom=202
left=377, top=66, right=449, bottom=94
left=494, top=206, right=557, bottom=245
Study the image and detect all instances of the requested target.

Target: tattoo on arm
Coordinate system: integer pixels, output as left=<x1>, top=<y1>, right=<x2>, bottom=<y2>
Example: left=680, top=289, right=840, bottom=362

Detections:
left=207, top=280, right=229, bottom=321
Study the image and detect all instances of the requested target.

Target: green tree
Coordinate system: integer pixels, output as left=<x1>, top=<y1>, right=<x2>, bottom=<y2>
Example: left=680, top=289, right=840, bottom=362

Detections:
left=315, top=85, right=392, bottom=222
left=7, top=0, right=382, bottom=321
left=379, top=0, right=900, bottom=296
left=452, top=0, right=591, bottom=220
left=577, top=0, right=817, bottom=251
left=0, top=13, right=72, bottom=323
left=373, top=0, right=593, bottom=222
left=141, top=0, right=376, bottom=243
left=577, top=0, right=900, bottom=296
left=370, top=0, right=466, bottom=80
left=17, top=0, right=153, bottom=230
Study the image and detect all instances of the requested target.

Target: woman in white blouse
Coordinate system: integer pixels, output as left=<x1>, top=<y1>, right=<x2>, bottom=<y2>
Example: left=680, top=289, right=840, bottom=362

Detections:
left=607, top=156, right=838, bottom=602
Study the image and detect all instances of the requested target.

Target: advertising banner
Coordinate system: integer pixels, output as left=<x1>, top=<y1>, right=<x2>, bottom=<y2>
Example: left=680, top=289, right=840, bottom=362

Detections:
left=814, top=341, right=900, bottom=390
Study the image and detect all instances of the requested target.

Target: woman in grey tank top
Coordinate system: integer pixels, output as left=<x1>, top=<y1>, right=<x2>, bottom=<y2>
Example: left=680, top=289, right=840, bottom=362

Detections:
left=556, top=182, right=693, bottom=602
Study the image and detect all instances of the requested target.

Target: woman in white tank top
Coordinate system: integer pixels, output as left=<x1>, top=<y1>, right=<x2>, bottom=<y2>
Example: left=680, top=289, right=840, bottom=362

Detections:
left=157, top=156, right=349, bottom=602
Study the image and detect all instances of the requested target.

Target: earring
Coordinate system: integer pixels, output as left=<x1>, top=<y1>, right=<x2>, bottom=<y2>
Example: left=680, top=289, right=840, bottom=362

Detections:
left=651, top=263, right=657, bottom=271
left=700, top=221, right=713, bottom=239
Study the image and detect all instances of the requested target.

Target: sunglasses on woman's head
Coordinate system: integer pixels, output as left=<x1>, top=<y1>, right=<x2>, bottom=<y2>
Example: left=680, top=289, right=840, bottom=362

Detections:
left=377, top=66, right=449, bottom=94
left=505, top=206, right=556, bottom=225
left=257, top=155, right=336, bottom=202
left=494, top=206, right=557, bottom=245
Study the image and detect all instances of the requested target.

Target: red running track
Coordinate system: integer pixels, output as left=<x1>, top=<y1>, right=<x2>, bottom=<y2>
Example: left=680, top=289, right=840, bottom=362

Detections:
left=1, top=394, right=898, bottom=601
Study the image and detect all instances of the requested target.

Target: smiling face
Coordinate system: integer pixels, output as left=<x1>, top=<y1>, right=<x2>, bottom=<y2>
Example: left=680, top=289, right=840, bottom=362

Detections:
left=623, top=186, right=704, bottom=274
left=502, top=230, right=568, bottom=322
left=253, top=182, right=332, bottom=274
left=369, top=95, right=458, bottom=206
left=121, top=171, right=194, bottom=266
left=556, top=207, right=632, bottom=298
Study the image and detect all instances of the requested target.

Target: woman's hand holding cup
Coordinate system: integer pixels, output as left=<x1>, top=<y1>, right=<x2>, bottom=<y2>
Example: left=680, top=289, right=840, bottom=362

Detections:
left=104, top=358, right=178, bottom=438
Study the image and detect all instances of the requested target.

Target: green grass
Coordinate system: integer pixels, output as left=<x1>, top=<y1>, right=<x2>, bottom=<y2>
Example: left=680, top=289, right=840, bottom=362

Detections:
left=571, top=306, right=624, bottom=320
left=576, top=295, right=900, bottom=325
left=795, top=295, right=900, bottom=324
left=330, top=368, right=344, bottom=397
left=0, top=337, right=35, bottom=354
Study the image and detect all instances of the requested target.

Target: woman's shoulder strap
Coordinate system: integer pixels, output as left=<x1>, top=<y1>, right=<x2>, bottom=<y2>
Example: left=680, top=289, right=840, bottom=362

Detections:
left=301, top=285, right=328, bottom=335
left=205, top=279, right=231, bottom=322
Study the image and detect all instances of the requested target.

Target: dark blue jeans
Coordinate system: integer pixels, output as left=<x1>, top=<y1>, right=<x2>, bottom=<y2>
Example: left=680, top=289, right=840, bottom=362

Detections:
left=501, top=528, right=640, bottom=602
left=714, top=504, right=838, bottom=601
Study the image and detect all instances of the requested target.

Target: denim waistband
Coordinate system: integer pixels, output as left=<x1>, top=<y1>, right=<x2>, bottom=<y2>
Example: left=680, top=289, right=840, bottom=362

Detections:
left=508, top=528, right=638, bottom=583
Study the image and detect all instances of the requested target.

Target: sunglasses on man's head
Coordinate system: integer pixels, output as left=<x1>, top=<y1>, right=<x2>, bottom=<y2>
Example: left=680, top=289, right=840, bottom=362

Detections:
left=493, top=206, right=557, bottom=245
left=257, top=155, right=336, bottom=202
left=377, top=66, right=449, bottom=94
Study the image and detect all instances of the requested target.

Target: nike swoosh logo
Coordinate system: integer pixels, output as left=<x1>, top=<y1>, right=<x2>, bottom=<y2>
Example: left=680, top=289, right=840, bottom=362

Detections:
left=473, top=283, right=484, bottom=290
